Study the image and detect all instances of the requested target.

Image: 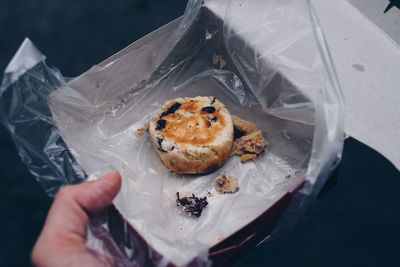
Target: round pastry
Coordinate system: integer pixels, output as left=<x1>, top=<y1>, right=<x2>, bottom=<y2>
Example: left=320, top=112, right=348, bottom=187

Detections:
left=149, top=96, right=234, bottom=174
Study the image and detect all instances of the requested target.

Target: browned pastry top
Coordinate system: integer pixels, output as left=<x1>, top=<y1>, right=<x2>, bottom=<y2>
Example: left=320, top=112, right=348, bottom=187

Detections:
left=162, top=99, right=227, bottom=146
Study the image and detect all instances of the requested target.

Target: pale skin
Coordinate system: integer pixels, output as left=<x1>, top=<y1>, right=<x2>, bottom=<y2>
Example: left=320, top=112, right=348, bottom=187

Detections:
left=31, top=171, right=122, bottom=267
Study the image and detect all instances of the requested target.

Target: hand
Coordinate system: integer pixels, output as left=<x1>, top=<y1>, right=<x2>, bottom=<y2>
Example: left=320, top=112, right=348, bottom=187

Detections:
left=31, top=172, right=122, bottom=267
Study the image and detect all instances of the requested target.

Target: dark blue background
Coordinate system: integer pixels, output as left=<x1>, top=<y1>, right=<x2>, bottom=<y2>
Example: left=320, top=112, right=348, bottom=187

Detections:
left=0, top=1, right=399, bottom=266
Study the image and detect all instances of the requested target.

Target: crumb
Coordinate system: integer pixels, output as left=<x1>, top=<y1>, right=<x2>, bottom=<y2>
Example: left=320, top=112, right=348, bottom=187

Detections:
left=179, top=226, right=184, bottom=230
left=231, top=115, right=267, bottom=162
left=207, top=191, right=213, bottom=197
left=215, top=174, right=239, bottom=194
left=135, top=123, right=149, bottom=136
left=176, top=192, right=208, bottom=217
left=285, top=173, right=292, bottom=179
left=282, top=130, right=290, bottom=140
left=136, top=128, right=145, bottom=136
left=234, top=130, right=266, bottom=156
left=241, top=153, right=257, bottom=162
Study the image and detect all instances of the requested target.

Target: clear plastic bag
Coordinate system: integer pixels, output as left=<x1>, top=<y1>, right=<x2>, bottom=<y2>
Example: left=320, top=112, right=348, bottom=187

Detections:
left=0, top=0, right=344, bottom=266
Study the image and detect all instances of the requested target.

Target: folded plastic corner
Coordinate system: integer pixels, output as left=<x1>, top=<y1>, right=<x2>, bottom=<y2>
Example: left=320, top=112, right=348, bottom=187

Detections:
left=2, top=38, right=46, bottom=89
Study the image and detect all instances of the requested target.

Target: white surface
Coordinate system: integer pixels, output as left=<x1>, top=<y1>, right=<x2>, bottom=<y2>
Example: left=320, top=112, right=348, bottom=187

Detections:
left=349, top=0, right=400, bottom=45
left=313, top=0, right=400, bottom=170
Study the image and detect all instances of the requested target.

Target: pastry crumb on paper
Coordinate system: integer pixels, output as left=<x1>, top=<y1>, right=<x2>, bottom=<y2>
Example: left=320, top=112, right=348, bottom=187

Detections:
left=215, top=174, right=239, bottom=194
left=176, top=192, right=208, bottom=217
left=135, top=123, right=149, bottom=137
left=234, top=130, right=266, bottom=155
left=234, top=130, right=267, bottom=162
left=232, top=115, right=267, bottom=162
left=241, top=153, right=257, bottom=162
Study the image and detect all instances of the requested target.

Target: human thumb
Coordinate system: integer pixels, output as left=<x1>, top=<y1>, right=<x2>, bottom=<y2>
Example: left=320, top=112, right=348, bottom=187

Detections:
left=72, top=171, right=122, bottom=215
left=44, top=171, right=122, bottom=232
left=31, top=172, right=122, bottom=267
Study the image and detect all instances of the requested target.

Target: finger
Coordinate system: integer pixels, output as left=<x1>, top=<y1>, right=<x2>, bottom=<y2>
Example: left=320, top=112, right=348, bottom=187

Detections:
left=48, top=171, right=122, bottom=237
left=31, top=172, right=121, bottom=266
left=73, top=171, right=122, bottom=215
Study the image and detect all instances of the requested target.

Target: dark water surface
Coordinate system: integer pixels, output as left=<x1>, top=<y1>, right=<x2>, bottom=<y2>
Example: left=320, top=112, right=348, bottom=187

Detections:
left=1, top=1, right=399, bottom=266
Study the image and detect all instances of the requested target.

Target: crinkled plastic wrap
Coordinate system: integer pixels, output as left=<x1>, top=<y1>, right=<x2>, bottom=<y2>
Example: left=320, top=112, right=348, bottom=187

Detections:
left=0, top=0, right=344, bottom=266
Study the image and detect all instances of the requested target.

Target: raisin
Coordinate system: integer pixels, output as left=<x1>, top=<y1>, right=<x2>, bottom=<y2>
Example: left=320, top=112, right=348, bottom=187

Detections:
left=156, top=119, right=166, bottom=130
left=157, top=137, right=167, bottom=152
left=201, top=106, right=215, bottom=113
left=211, top=116, right=217, bottom=122
left=176, top=192, right=208, bottom=217
left=160, top=102, right=182, bottom=118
